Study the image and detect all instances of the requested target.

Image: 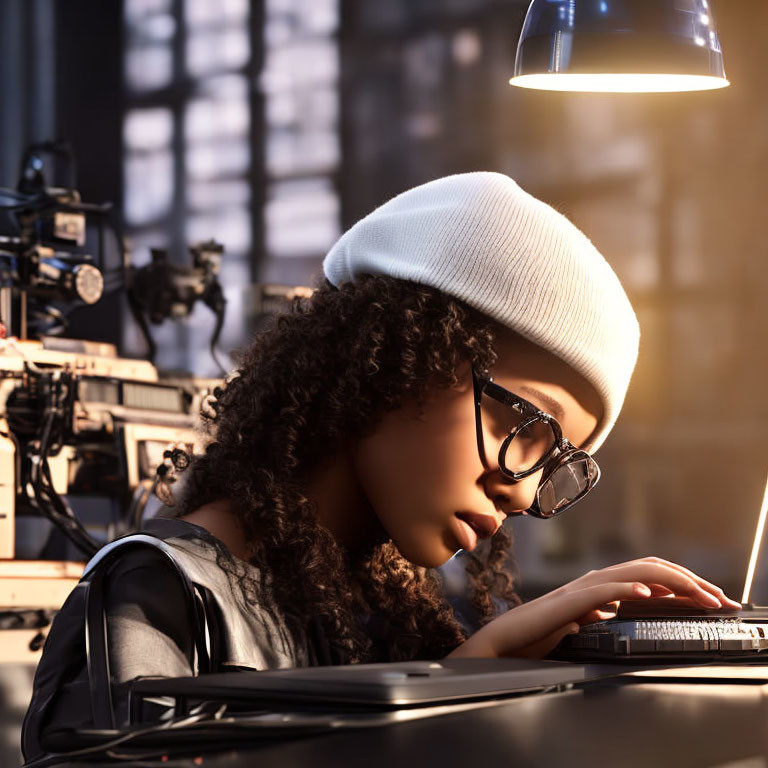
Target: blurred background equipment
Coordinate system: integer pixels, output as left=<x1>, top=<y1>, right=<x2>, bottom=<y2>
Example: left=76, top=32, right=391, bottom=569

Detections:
left=127, top=238, right=228, bottom=374
left=0, top=141, right=117, bottom=340
left=0, top=335, right=207, bottom=559
left=511, top=0, right=730, bottom=93
left=0, top=137, right=315, bottom=569
left=0, top=141, right=222, bottom=561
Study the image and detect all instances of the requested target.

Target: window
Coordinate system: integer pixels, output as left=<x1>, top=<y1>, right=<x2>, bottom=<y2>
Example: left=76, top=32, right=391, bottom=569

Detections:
left=122, top=0, right=254, bottom=375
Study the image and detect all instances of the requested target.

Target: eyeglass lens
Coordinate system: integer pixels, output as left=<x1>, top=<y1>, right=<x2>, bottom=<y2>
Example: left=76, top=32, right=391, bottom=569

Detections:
left=480, top=389, right=556, bottom=473
left=536, top=455, right=599, bottom=516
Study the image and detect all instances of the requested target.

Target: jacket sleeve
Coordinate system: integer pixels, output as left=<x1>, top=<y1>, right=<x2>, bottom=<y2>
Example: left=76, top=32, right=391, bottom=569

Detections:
left=103, top=545, right=196, bottom=683
left=27, top=545, right=198, bottom=757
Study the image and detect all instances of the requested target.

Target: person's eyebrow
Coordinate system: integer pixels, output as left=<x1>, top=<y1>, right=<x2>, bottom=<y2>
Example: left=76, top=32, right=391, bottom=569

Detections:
left=516, top=385, right=565, bottom=422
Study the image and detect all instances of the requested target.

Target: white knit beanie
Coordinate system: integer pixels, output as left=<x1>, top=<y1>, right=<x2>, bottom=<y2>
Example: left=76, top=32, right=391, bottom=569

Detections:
left=322, top=172, right=639, bottom=454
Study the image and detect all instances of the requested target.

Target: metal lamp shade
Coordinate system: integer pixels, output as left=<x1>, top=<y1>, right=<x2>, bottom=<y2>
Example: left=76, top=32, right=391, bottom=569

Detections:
left=510, top=0, right=729, bottom=93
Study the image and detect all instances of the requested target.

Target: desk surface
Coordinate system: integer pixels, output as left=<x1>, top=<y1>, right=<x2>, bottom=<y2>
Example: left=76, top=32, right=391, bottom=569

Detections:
left=62, top=672, right=768, bottom=768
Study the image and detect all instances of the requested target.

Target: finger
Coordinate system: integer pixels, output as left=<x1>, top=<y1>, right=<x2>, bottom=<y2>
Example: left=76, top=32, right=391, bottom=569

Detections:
left=643, top=584, right=738, bottom=609
left=642, top=558, right=737, bottom=601
left=576, top=610, right=601, bottom=625
left=556, top=582, right=654, bottom=624
left=646, top=560, right=741, bottom=607
left=580, top=563, right=724, bottom=609
left=587, top=600, right=621, bottom=612
left=646, top=584, right=675, bottom=597
left=604, top=558, right=741, bottom=608
left=577, top=601, right=621, bottom=624
left=625, top=595, right=728, bottom=611
left=577, top=608, right=618, bottom=625
left=500, top=582, right=653, bottom=652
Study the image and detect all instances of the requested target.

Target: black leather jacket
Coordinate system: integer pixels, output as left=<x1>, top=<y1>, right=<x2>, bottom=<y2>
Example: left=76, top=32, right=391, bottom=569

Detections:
left=21, top=517, right=340, bottom=763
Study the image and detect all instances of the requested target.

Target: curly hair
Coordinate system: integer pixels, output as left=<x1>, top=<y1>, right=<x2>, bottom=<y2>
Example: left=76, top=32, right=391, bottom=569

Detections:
left=176, top=273, right=523, bottom=664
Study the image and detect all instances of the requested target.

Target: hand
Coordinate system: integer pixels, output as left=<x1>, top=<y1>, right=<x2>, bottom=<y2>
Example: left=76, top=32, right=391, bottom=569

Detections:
left=446, top=556, right=742, bottom=660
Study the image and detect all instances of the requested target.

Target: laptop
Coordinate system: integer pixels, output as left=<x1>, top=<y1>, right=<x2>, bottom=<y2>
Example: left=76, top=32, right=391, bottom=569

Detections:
left=127, top=657, right=640, bottom=726
left=551, top=469, right=768, bottom=662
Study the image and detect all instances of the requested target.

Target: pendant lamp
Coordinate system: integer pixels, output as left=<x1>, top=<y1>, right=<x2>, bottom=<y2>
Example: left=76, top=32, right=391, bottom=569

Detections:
left=510, top=0, right=729, bottom=93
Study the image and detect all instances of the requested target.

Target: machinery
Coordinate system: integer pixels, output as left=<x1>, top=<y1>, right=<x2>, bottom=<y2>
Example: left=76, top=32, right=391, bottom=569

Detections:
left=0, top=142, right=223, bottom=561
left=0, top=143, right=314, bottom=666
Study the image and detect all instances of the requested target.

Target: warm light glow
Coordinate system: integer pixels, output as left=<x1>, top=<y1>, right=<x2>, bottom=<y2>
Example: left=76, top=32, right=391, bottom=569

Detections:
left=741, top=470, right=768, bottom=604
left=509, top=73, right=730, bottom=93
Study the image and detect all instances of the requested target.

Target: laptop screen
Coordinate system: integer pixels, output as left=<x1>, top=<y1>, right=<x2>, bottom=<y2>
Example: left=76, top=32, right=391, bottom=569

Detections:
left=741, top=470, right=768, bottom=605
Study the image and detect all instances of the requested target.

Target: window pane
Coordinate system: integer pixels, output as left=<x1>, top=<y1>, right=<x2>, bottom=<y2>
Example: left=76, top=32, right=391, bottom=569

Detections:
left=124, top=150, right=174, bottom=225
left=186, top=139, right=250, bottom=180
left=265, top=179, right=339, bottom=257
left=266, top=0, right=338, bottom=35
left=186, top=206, right=251, bottom=254
left=125, top=12, right=175, bottom=43
left=124, top=108, right=173, bottom=152
left=185, top=96, right=249, bottom=143
left=266, top=128, right=338, bottom=176
left=125, top=45, right=173, bottom=91
left=188, top=179, right=250, bottom=211
left=125, top=0, right=172, bottom=24
left=187, top=27, right=250, bottom=77
left=261, top=39, right=338, bottom=93
left=185, top=0, right=248, bottom=28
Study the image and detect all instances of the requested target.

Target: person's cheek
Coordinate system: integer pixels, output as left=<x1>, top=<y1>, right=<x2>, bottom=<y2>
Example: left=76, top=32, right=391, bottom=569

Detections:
left=352, top=389, right=480, bottom=565
left=381, top=438, right=469, bottom=564
left=351, top=421, right=437, bottom=545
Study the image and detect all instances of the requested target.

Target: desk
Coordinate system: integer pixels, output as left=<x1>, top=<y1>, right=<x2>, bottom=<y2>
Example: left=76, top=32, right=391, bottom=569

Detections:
left=61, top=667, right=768, bottom=768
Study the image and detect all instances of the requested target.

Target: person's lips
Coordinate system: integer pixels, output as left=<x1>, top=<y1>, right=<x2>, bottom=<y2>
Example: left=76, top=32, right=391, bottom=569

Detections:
left=455, top=511, right=502, bottom=540
left=454, top=517, right=477, bottom=552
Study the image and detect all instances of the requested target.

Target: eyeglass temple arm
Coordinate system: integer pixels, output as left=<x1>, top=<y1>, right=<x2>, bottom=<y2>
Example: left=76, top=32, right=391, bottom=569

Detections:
left=471, top=367, right=490, bottom=470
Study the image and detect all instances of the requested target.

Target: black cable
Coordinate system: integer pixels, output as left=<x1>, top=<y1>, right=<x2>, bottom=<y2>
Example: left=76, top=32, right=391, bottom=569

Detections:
left=209, top=309, right=227, bottom=376
left=126, top=282, right=157, bottom=364
left=0, top=187, right=49, bottom=211
left=31, top=472, right=99, bottom=556
left=203, top=281, right=228, bottom=376
left=40, top=461, right=99, bottom=555
left=29, top=397, right=99, bottom=556
left=128, top=478, right=156, bottom=531
left=29, top=305, right=68, bottom=337
left=21, top=706, right=225, bottom=768
left=3, top=364, right=99, bottom=555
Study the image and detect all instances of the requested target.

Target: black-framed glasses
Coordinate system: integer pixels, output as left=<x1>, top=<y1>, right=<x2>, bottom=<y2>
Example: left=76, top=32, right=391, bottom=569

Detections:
left=471, top=366, right=600, bottom=519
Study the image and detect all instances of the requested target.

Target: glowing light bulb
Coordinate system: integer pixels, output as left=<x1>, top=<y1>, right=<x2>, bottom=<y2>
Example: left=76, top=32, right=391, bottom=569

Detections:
left=509, top=73, right=730, bottom=93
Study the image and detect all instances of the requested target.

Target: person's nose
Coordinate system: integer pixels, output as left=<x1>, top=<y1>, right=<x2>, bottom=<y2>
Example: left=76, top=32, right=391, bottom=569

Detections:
left=485, top=468, right=543, bottom=517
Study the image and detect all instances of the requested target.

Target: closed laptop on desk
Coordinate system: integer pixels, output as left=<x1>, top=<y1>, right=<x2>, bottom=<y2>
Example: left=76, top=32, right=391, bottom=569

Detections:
left=128, top=657, right=629, bottom=722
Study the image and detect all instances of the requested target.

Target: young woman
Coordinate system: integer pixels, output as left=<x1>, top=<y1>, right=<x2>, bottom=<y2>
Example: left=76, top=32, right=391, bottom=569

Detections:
left=23, top=172, right=739, bottom=760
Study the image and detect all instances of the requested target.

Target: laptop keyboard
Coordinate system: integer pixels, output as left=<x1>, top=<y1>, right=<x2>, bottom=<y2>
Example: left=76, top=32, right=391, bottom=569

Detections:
left=557, top=619, right=768, bottom=656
